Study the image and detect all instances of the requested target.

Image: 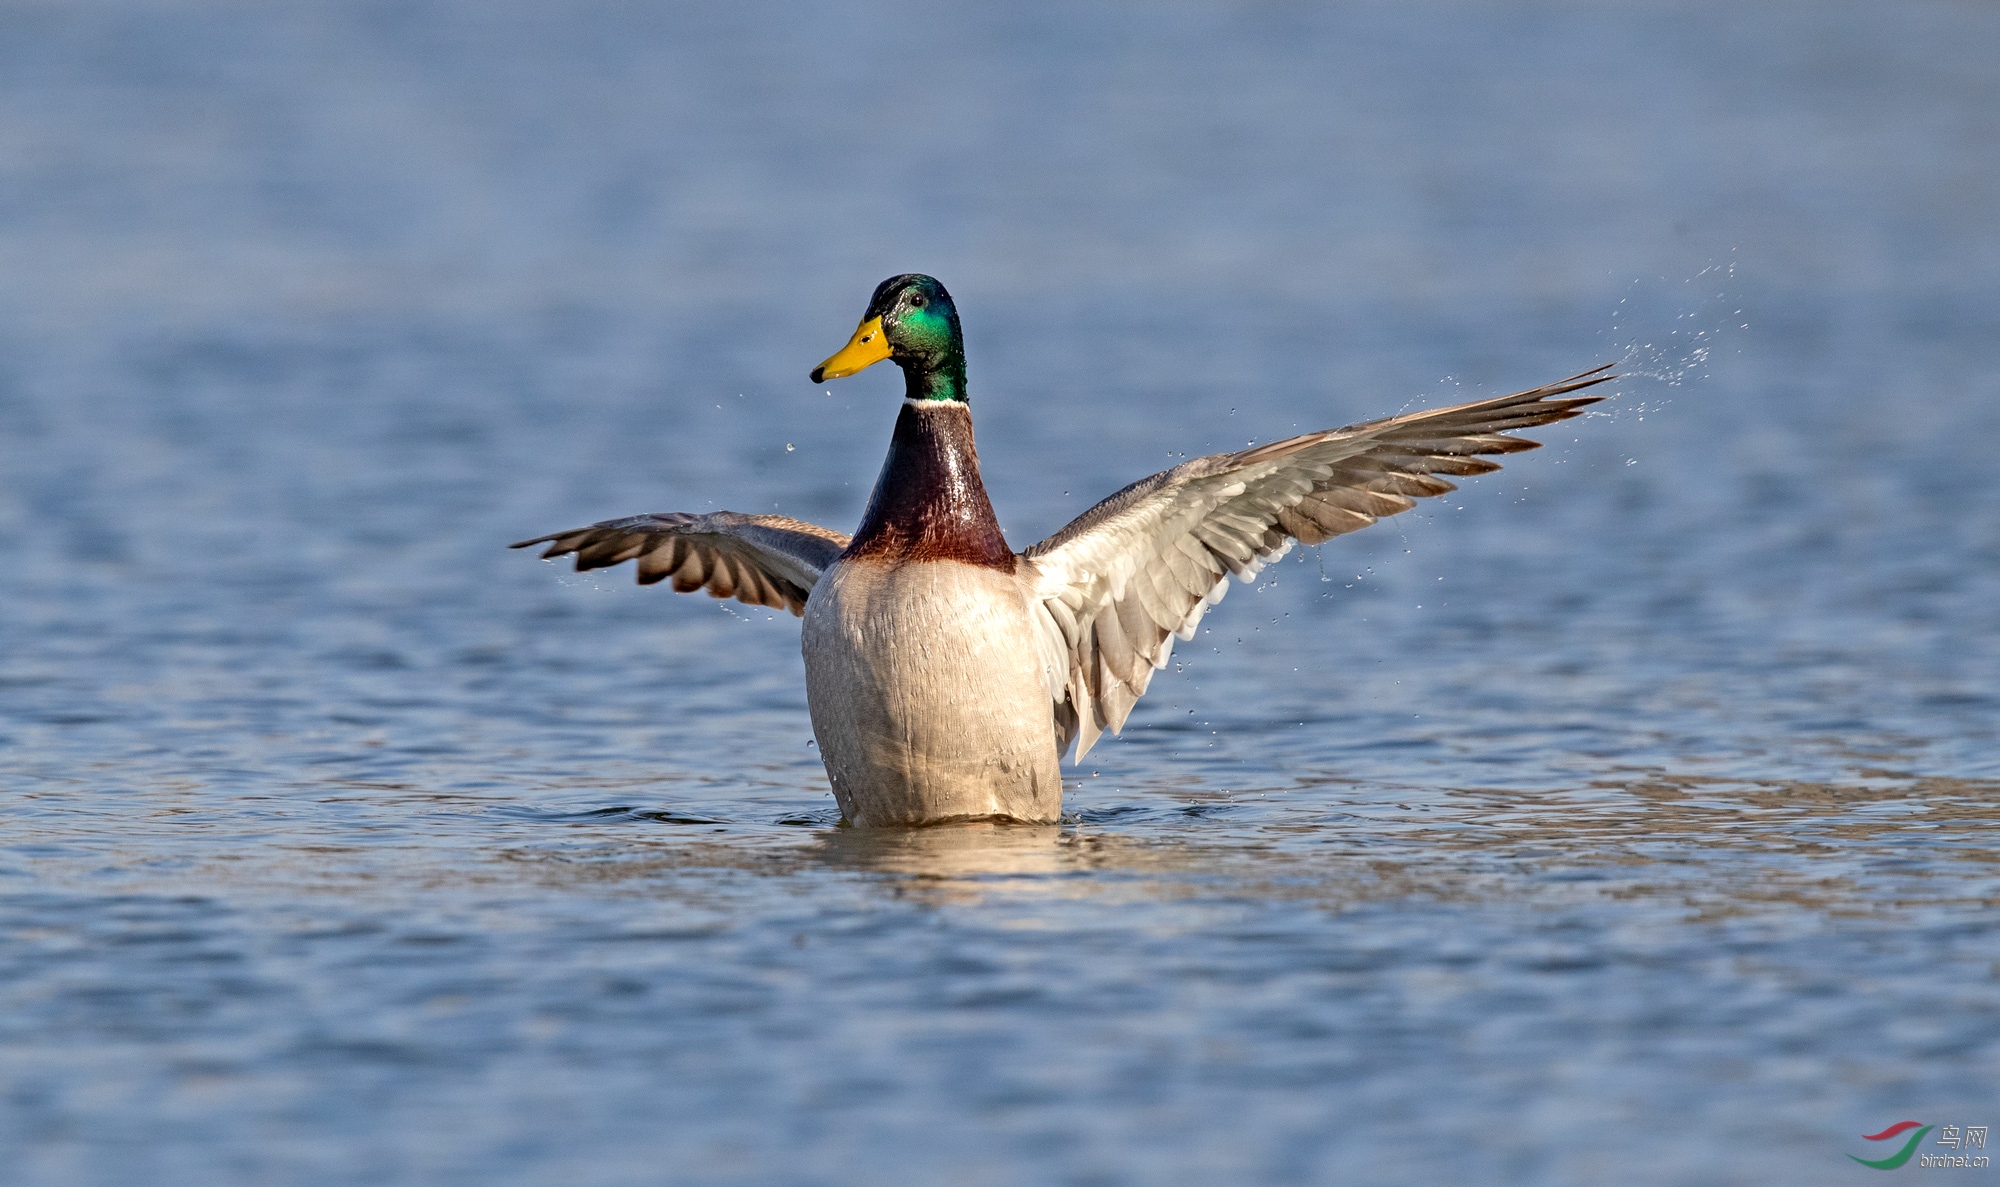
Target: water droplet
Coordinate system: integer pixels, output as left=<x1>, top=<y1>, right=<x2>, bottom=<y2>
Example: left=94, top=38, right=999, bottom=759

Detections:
left=785, top=443, right=795, bottom=452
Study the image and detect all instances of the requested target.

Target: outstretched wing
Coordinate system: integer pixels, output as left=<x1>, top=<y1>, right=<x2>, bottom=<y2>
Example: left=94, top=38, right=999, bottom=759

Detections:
left=1022, top=365, right=1614, bottom=758
left=511, top=511, right=850, bottom=616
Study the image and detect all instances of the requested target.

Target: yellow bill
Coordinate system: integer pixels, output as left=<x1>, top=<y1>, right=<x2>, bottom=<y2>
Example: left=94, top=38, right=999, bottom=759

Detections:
left=810, top=316, right=891, bottom=382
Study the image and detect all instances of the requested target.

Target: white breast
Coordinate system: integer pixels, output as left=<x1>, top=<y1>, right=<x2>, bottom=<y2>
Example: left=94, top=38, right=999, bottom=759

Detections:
left=801, top=558, right=1063, bottom=826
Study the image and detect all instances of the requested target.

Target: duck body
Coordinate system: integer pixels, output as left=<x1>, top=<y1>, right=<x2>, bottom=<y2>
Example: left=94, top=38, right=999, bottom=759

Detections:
left=803, top=399, right=1061, bottom=826
left=513, top=274, right=1614, bottom=827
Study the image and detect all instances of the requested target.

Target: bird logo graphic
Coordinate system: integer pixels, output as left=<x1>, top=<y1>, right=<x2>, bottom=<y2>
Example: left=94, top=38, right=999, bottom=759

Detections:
left=1849, top=1121, right=1933, bottom=1169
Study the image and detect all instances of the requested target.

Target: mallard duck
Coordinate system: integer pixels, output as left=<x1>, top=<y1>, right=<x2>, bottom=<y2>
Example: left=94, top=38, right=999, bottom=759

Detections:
left=514, top=275, right=1611, bottom=827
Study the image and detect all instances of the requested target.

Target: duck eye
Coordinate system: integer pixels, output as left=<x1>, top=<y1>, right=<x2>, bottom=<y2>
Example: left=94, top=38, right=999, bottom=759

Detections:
left=909, top=294, right=926, bottom=309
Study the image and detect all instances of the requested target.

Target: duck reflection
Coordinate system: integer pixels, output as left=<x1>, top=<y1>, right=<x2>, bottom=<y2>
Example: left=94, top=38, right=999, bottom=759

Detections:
left=807, top=820, right=1075, bottom=904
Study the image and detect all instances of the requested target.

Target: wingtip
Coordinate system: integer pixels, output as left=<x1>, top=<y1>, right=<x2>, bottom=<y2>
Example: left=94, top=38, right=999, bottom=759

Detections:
left=1538, top=372, right=1617, bottom=401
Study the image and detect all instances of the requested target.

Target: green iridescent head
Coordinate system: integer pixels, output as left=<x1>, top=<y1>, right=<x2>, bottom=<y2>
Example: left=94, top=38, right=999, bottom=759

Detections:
left=809, top=274, right=967, bottom=402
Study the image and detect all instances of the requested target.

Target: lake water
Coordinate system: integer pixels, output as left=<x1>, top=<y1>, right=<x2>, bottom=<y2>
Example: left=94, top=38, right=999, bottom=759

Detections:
left=2, top=2, right=1996, bottom=1184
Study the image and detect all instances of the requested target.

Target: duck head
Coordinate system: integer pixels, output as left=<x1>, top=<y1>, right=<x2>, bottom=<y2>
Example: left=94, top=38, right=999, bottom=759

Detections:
left=810, top=274, right=967, bottom=403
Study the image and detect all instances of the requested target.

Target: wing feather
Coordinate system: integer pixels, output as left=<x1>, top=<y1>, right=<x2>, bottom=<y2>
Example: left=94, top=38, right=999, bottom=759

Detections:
left=512, top=511, right=850, bottom=617
left=1024, top=365, right=1613, bottom=758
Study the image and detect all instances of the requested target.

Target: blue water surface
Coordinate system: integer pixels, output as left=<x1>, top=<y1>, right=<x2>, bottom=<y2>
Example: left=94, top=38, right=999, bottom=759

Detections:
left=2, top=3, right=1996, bottom=1184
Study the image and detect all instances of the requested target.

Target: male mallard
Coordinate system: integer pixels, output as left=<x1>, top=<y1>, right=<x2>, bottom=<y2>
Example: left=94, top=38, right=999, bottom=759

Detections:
left=514, top=275, right=1611, bottom=826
